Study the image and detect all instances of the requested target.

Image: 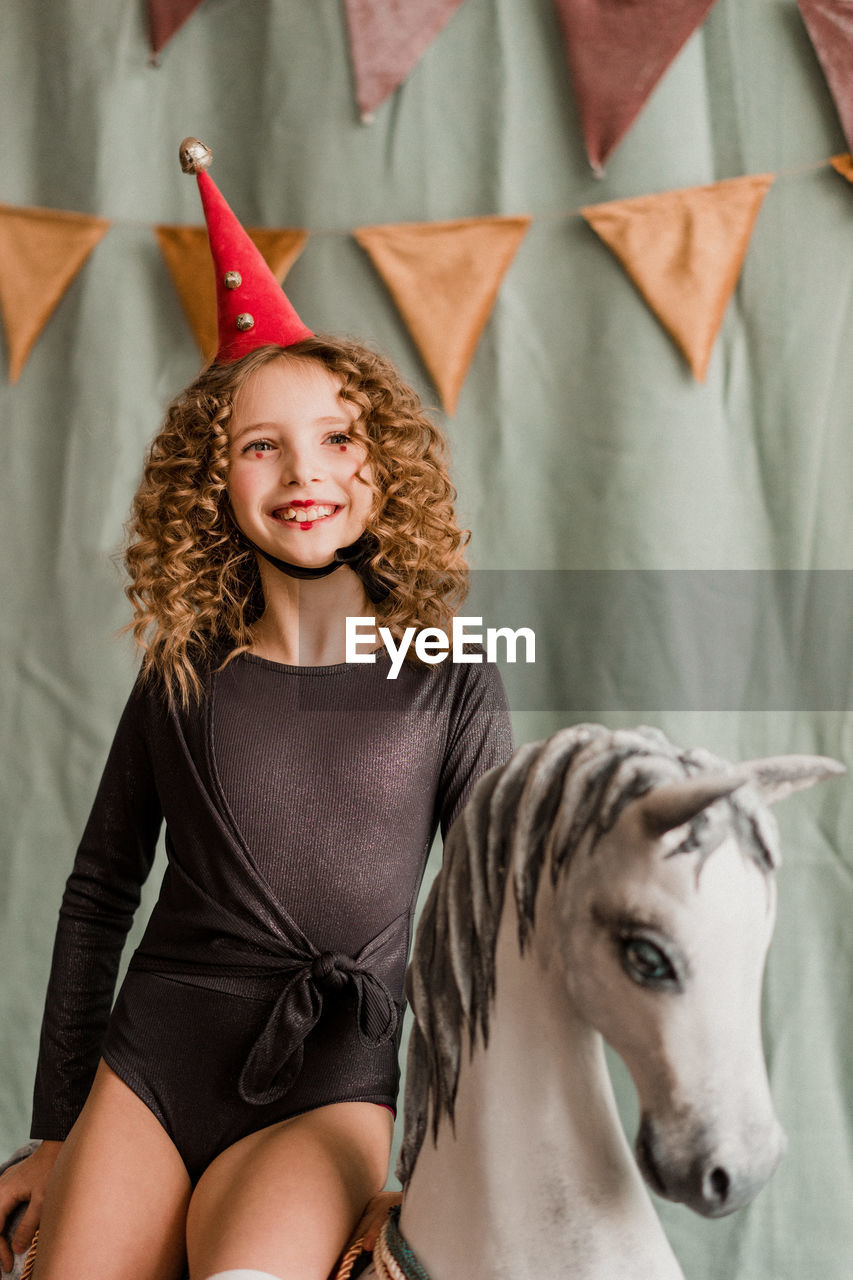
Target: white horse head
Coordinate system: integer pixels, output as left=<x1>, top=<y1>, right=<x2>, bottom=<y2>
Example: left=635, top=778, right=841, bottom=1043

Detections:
left=394, top=726, right=843, bottom=1280
left=552, top=737, right=811, bottom=1216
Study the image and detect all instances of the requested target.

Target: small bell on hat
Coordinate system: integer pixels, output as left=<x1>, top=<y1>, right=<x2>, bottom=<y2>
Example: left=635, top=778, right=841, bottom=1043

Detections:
left=179, top=136, right=313, bottom=363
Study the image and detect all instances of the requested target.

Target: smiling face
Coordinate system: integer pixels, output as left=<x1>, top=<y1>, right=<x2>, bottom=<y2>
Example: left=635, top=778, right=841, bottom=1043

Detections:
left=227, top=356, right=374, bottom=569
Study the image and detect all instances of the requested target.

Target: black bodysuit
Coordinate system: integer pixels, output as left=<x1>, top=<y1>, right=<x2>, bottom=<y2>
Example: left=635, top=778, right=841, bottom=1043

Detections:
left=30, top=650, right=513, bottom=1182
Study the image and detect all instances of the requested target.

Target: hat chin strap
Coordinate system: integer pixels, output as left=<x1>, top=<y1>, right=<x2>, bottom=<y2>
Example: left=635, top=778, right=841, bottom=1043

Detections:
left=250, top=540, right=341, bottom=580
left=248, top=531, right=391, bottom=604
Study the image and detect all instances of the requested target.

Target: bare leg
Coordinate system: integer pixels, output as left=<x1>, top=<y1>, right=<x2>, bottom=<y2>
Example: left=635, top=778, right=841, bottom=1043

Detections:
left=33, top=1061, right=191, bottom=1280
left=186, top=1101, right=392, bottom=1280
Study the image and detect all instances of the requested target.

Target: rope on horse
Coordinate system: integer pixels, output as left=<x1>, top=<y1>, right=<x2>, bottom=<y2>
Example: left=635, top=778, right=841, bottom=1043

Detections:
left=374, top=1223, right=406, bottom=1280
left=15, top=1201, right=423, bottom=1280
left=374, top=1207, right=431, bottom=1280
left=333, top=1231, right=368, bottom=1280
left=20, top=1230, right=38, bottom=1280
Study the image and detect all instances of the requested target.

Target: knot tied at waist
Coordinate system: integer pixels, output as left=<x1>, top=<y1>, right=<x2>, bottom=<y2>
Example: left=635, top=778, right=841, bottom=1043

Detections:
left=238, top=949, right=399, bottom=1105
left=311, top=950, right=354, bottom=987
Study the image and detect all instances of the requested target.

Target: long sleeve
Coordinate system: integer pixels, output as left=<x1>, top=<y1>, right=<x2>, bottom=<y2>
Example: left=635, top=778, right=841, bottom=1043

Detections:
left=435, top=658, right=514, bottom=839
left=30, top=680, right=163, bottom=1139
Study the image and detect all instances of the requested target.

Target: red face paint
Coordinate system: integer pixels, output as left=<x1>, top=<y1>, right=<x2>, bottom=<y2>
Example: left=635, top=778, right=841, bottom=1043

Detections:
left=299, top=522, right=314, bottom=531
left=339, top=444, right=347, bottom=451
left=255, top=452, right=264, bottom=459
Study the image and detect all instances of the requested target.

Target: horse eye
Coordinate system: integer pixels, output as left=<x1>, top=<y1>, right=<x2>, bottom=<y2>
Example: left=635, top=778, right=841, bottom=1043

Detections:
left=620, top=937, right=677, bottom=986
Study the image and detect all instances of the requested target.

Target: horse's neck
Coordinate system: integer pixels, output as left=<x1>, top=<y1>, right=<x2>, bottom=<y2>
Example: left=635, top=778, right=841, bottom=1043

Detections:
left=400, top=898, right=684, bottom=1280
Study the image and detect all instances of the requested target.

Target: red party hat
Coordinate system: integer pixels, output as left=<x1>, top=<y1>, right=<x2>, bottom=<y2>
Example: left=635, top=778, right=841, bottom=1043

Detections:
left=179, top=137, right=313, bottom=362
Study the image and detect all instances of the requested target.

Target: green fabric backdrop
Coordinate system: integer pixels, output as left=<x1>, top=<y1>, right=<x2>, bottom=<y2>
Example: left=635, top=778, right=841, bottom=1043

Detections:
left=1, top=1, right=851, bottom=1276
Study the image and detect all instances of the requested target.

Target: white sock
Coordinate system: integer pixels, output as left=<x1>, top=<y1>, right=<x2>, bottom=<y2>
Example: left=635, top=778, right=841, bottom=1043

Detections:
left=203, top=1271, right=283, bottom=1280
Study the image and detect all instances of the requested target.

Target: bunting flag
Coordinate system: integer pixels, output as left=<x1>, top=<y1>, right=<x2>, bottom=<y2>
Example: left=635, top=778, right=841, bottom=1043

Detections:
left=553, top=0, right=719, bottom=175
left=155, top=225, right=309, bottom=360
left=146, top=0, right=206, bottom=57
left=798, top=1, right=853, bottom=153
left=0, top=204, right=110, bottom=383
left=0, top=155, right=841, bottom=391
left=830, top=152, right=853, bottom=183
left=581, top=175, right=774, bottom=381
left=343, top=0, right=467, bottom=120
left=354, top=216, right=531, bottom=413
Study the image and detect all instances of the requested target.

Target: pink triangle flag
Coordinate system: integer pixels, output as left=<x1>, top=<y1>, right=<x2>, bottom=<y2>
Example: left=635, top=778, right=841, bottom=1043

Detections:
left=343, top=0, right=467, bottom=120
left=798, top=1, right=853, bottom=152
left=553, top=0, right=720, bottom=174
left=147, top=0, right=206, bottom=58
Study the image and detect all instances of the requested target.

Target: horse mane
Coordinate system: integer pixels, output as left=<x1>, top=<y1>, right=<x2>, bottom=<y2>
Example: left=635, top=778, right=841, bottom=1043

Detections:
left=397, top=723, right=779, bottom=1185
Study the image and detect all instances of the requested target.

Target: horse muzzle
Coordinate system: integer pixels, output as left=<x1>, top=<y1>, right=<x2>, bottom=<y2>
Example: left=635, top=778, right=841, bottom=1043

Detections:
left=635, top=1113, right=788, bottom=1218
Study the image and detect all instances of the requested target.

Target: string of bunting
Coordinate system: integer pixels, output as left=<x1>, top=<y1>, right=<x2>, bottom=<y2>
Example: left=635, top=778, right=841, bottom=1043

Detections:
left=114, top=0, right=853, bottom=405
left=146, top=2, right=853, bottom=175
left=1, top=155, right=851, bottom=408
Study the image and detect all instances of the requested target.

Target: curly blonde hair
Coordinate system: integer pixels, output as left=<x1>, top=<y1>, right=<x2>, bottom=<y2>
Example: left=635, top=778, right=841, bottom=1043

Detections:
left=125, top=337, right=469, bottom=705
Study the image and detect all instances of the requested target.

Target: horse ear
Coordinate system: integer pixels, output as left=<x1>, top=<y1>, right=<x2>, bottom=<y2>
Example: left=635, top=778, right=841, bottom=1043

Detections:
left=637, top=773, right=751, bottom=837
left=636, top=757, right=846, bottom=836
left=737, top=755, right=845, bottom=806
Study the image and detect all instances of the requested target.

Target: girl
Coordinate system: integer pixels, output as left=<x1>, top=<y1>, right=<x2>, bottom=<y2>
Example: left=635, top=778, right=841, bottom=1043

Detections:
left=0, top=141, right=513, bottom=1280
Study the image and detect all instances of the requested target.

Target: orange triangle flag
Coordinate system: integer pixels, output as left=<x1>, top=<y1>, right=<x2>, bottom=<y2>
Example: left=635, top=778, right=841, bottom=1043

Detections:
left=581, top=175, right=774, bottom=381
left=353, top=216, right=531, bottom=413
left=155, top=225, right=309, bottom=360
left=830, top=153, right=853, bottom=183
left=0, top=204, right=110, bottom=383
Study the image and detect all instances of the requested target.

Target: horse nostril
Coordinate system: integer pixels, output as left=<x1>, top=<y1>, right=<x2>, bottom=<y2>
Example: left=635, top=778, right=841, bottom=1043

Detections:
left=708, top=1166, right=730, bottom=1204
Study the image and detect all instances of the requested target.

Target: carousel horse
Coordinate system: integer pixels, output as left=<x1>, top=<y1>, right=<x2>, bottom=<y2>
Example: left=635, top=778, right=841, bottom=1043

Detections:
left=361, top=724, right=844, bottom=1280
left=2, top=726, right=844, bottom=1280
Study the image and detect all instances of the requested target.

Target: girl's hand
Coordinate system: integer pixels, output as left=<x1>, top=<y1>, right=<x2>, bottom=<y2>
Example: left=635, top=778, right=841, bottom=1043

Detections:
left=349, top=1190, right=403, bottom=1254
left=0, top=1141, right=62, bottom=1273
